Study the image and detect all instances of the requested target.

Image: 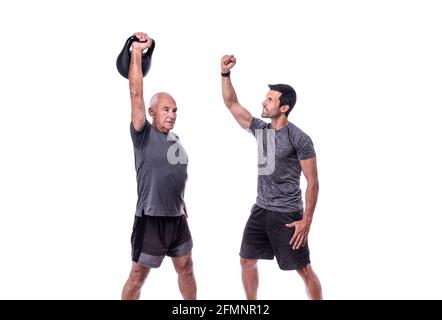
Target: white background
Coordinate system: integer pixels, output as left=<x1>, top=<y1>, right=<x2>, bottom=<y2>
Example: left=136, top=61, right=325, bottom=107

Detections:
left=1, top=0, right=441, bottom=299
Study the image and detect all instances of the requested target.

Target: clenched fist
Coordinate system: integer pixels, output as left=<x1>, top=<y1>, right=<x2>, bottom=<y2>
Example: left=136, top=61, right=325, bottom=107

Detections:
left=131, top=32, right=153, bottom=51
left=221, top=55, right=236, bottom=73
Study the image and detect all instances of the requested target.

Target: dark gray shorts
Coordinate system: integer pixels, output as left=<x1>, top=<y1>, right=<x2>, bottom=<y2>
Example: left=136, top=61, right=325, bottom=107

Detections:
left=131, top=214, right=193, bottom=268
left=240, top=204, right=310, bottom=270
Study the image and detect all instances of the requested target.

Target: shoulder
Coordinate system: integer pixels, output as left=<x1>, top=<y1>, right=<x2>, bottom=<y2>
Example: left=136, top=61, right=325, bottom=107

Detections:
left=288, top=122, right=315, bottom=147
left=250, top=117, right=270, bottom=130
left=166, top=131, right=183, bottom=143
left=288, top=122, right=316, bottom=159
left=288, top=122, right=311, bottom=139
left=130, top=120, right=153, bottom=150
left=130, top=118, right=151, bottom=134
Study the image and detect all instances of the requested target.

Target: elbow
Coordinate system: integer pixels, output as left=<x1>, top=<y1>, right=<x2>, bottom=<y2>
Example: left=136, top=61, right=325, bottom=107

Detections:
left=314, top=180, right=319, bottom=193
left=308, top=178, right=319, bottom=192
left=314, top=178, right=319, bottom=189
left=224, top=99, right=240, bottom=111
left=223, top=98, right=233, bottom=109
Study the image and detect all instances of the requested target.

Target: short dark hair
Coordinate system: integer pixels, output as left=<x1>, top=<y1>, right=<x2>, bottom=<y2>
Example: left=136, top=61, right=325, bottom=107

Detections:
left=268, top=84, right=297, bottom=117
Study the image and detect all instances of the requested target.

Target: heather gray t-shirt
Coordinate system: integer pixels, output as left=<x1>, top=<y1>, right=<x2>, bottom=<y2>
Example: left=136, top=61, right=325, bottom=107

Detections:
left=249, top=118, right=316, bottom=213
left=130, top=120, right=188, bottom=217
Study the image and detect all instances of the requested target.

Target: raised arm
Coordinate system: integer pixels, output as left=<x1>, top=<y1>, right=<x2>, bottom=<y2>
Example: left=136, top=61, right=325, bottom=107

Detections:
left=220, top=55, right=253, bottom=129
left=129, top=32, right=153, bottom=131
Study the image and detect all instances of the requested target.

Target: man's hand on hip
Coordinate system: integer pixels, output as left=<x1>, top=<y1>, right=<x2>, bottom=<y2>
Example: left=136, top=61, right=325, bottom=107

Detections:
left=286, top=219, right=310, bottom=250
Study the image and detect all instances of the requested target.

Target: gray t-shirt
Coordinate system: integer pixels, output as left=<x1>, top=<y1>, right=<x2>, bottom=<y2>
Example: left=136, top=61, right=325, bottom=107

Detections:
left=130, top=120, right=188, bottom=217
left=249, top=117, right=316, bottom=213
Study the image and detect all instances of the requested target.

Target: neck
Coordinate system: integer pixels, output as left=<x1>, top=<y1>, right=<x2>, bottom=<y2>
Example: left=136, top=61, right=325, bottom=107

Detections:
left=270, top=115, right=289, bottom=130
left=152, top=121, right=170, bottom=134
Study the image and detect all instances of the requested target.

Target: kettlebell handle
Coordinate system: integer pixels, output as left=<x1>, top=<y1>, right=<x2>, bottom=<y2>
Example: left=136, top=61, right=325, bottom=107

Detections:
left=125, top=36, right=156, bottom=58
left=116, top=35, right=156, bottom=79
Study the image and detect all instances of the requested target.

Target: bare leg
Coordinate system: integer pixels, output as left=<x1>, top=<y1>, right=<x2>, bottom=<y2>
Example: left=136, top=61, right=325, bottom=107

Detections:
left=122, top=261, right=150, bottom=300
left=297, top=264, right=322, bottom=300
left=240, top=257, right=258, bottom=300
left=172, top=252, right=197, bottom=300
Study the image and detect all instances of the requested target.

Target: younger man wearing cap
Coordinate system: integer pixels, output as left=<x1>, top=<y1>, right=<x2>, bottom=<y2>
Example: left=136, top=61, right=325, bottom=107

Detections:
left=220, top=55, right=322, bottom=300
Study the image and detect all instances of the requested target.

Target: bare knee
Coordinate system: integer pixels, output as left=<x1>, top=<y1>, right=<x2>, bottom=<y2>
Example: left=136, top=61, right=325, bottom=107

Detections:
left=297, top=264, right=315, bottom=280
left=128, top=265, right=149, bottom=289
left=176, top=258, right=194, bottom=278
left=240, top=257, right=257, bottom=270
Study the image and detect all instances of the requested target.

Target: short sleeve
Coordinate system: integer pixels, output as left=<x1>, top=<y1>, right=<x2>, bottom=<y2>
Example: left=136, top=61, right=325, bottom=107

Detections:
left=130, top=119, right=151, bottom=149
left=290, top=128, right=316, bottom=160
left=249, top=117, right=269, bottom=136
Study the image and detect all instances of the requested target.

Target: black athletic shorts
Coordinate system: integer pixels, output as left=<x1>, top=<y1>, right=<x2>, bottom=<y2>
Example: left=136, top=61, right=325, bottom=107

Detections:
left=240, top=204, right=310, bottom=270
left=131, top=213, right=193, bottom=268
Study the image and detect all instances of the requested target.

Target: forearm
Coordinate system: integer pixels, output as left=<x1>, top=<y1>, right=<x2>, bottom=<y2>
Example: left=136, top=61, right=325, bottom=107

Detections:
left=303, top=179, right=319, bottom=225
left=221, top=76, right=239, bottom=108
left=129, top=49, right=144, bottom=100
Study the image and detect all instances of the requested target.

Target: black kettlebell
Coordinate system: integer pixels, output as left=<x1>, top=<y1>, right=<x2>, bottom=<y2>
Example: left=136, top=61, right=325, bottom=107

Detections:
left=116, top=36, right=155, bottom=79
